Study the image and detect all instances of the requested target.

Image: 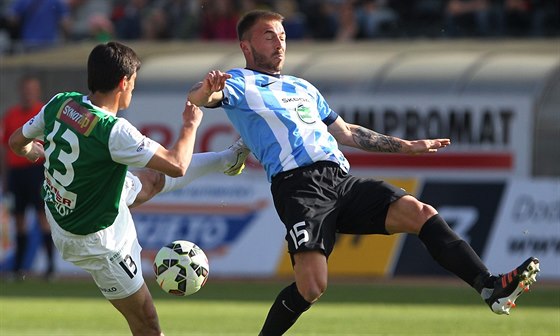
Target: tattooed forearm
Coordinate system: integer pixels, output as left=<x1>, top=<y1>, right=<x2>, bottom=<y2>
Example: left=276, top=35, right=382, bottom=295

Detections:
left=352, top=127, right=403, bottom=153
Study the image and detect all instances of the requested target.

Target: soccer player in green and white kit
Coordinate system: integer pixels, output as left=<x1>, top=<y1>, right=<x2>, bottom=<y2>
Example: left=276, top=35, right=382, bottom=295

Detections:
left=8, top=42, right=249, bottom=336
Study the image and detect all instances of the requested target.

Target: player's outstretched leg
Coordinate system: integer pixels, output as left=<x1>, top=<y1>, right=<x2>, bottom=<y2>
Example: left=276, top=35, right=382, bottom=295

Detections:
left=223, top=137, right=250, bottom=176
left=483, top=257, right=540, bottom=315
left=160, top=138, right=250, bottom=193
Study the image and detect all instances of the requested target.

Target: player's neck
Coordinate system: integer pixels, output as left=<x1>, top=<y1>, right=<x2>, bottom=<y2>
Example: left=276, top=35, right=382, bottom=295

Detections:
left=88, top=92, right=119, bottom=115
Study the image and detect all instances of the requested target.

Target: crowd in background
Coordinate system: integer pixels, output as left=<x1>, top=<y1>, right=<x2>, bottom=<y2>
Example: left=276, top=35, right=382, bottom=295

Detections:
left=0, top=0, right=558, bottom=54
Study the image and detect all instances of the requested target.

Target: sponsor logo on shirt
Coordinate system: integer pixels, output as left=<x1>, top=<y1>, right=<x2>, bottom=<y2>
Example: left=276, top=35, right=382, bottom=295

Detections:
left=280, top=97, right=316, bottom=124
left=137, top=139, right=150, bottom=152
left=56, top=99, right=99, bottom=136
left=296, top=104, right=315, bottom=124
left=44, top=170, right=77, bottom=216
left=281, top=97, right=310, bottom=104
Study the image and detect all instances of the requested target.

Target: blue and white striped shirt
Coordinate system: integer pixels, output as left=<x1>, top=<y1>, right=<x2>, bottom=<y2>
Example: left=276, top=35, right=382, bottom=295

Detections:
left=221, top=68, right=349, bottom=182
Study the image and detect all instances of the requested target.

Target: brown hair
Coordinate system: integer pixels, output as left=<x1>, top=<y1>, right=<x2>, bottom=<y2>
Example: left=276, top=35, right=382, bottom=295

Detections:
left=237, top=10, right=284, bottom=41
left=87, top=42, right=141, bottom=93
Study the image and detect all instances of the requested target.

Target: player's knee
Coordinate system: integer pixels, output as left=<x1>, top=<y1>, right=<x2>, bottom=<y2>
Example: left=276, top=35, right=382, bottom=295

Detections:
left=298, top=279, right=326, bottom=303
left=416, top=203, right=438, bottom=230
left=389, top=196, right=438, bottom=234
left=144, top=170, right=166, bottom=195
left=133, top=169, right=165, bottom=205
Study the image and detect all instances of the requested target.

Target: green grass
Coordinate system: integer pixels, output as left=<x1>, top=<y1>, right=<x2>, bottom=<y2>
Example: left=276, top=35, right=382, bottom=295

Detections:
left=1, top=278, right=559, bottom=335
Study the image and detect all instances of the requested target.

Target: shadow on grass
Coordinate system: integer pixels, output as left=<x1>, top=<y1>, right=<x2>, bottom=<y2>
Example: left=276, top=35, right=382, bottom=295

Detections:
left=1, top=277, right=558, bottom=308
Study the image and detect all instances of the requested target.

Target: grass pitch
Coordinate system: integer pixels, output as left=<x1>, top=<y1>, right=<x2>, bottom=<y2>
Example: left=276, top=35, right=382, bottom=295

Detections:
left=0, top=277, right=558, bottom=335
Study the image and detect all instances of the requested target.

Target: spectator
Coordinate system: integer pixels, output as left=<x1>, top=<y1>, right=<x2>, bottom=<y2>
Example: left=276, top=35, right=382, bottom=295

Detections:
left=5, top=0, right=71, bottom=52
left=143, top=6, right=171, bottom=40
left=498, top=0, right=533, bottom=36
left=0, top=75, right=55, bottom=280
left=200, top=0, right=239, bottom=40
left=530, top=0, right=560, bottom=36
left=356, top=0, right=399, bottom=38
left=386, top=0, right=445, bottom=38
left=275, top=0, right=307, bottom=40
left=301, top=0, right=339, bottom=40
left=156, top=0, right=202, bottom=40
left=67, top=0, right=113, bottom=41
left=111, top=0, right=149, bottom=40
left=443, top=0, right=492, bottom=37
left=336, top=0, right=359, bottom=41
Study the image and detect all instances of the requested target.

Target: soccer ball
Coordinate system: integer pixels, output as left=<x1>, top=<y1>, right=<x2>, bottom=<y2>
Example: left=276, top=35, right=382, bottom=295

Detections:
left=153, top=240, right=209, bottom=296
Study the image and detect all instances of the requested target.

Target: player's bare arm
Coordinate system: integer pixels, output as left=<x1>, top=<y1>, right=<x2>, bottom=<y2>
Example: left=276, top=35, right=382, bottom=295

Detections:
left=145, top=101, right=203, bottom=177
left=328, top=117, right=450, bottom=154
left=351, top=126, right=403, bottom=153
left=8, top=128, right=44, bottom=162
left=188, top=70, right=231, bottom=107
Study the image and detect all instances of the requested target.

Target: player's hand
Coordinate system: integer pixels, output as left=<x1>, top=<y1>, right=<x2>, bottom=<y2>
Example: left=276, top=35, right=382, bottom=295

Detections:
left=407, top=138, right=451, bottom=154
left=201, top=70, right=232, bottom=96
left=182, top=101, right=203, bottom=129
left=24, top=140, right=44, bottom=162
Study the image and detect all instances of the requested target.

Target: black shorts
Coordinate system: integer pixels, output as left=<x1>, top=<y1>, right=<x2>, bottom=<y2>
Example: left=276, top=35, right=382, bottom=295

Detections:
left=7, top=165, right=45, bottom=215
left=271, top=161, right=407, bottom=257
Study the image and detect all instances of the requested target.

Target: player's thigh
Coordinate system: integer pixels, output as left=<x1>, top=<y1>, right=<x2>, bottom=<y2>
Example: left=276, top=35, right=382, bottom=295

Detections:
left=337, top=176, right=407, bottom=234
left=385, top=195, right=438, bottom=234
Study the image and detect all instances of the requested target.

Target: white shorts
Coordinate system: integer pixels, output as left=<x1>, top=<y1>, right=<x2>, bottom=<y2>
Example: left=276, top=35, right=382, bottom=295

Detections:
left=48, top=172, right=145, bottom=300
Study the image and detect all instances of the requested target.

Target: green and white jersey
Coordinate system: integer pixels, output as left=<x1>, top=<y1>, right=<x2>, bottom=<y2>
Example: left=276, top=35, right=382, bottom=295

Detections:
left=22, top=92, right=159, bottom=235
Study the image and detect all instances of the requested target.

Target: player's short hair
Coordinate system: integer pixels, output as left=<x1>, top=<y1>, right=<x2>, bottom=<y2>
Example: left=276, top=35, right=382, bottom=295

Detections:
left=87, top=42, right=141, bottom=93
left=237, top=10, right=284, bottom=41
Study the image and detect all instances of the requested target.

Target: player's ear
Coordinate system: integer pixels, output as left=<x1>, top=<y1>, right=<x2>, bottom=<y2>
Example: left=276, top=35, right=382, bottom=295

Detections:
left=119, top=76, right=130, bottom=91
left=117, top=76, right=126, bottom=90
left=240, top=41, right=250, bottom=55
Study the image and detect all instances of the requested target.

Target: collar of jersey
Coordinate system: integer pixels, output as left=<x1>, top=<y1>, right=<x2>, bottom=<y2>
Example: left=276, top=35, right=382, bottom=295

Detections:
left=244, top=67, right=281, bottom=78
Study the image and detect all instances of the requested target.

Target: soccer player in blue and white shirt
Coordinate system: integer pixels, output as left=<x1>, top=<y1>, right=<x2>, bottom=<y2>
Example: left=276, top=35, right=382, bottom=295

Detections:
left=189, top=10, right=540, bottom=336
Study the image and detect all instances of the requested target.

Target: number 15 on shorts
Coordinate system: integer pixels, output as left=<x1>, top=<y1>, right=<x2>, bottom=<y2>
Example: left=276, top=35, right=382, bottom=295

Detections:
left=289, top=222, right=309, bottom=248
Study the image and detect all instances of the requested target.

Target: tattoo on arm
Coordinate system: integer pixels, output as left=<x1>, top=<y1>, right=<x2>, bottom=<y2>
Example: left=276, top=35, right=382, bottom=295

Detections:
left=352, top=127, right=402, bottom=153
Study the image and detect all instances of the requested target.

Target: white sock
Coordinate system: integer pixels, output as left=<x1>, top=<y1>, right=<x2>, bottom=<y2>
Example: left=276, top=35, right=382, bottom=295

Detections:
left=480, top=287, right=494, bottom=300
left=159, top=150, right=235, bottom=193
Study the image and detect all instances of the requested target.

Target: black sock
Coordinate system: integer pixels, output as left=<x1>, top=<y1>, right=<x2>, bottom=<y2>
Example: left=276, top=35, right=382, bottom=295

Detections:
left=259, top=282, right=311, bottom=336
left=418, top=215, right=489, bottom=292
left=14, top=233, right=27, bottom=272
left=42, top=232, right=55, bottom=273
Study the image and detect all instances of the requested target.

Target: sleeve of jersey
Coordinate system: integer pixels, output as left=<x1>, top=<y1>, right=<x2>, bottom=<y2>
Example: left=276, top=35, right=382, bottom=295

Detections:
left=221, top=69, right=246, bottom=108
left=108, top=118, right=160, bottom=168
left=314, top=86, right=338, bottom=126
left=21, top=93, right=63, bottom=141
left=21, top=107, right=46, bottom=140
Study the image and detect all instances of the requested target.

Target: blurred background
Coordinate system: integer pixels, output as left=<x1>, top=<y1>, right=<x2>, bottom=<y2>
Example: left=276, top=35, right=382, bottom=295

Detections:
left=0, top=0, right=559, bottom=51
left=0, top=0, right=559, bottom=282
